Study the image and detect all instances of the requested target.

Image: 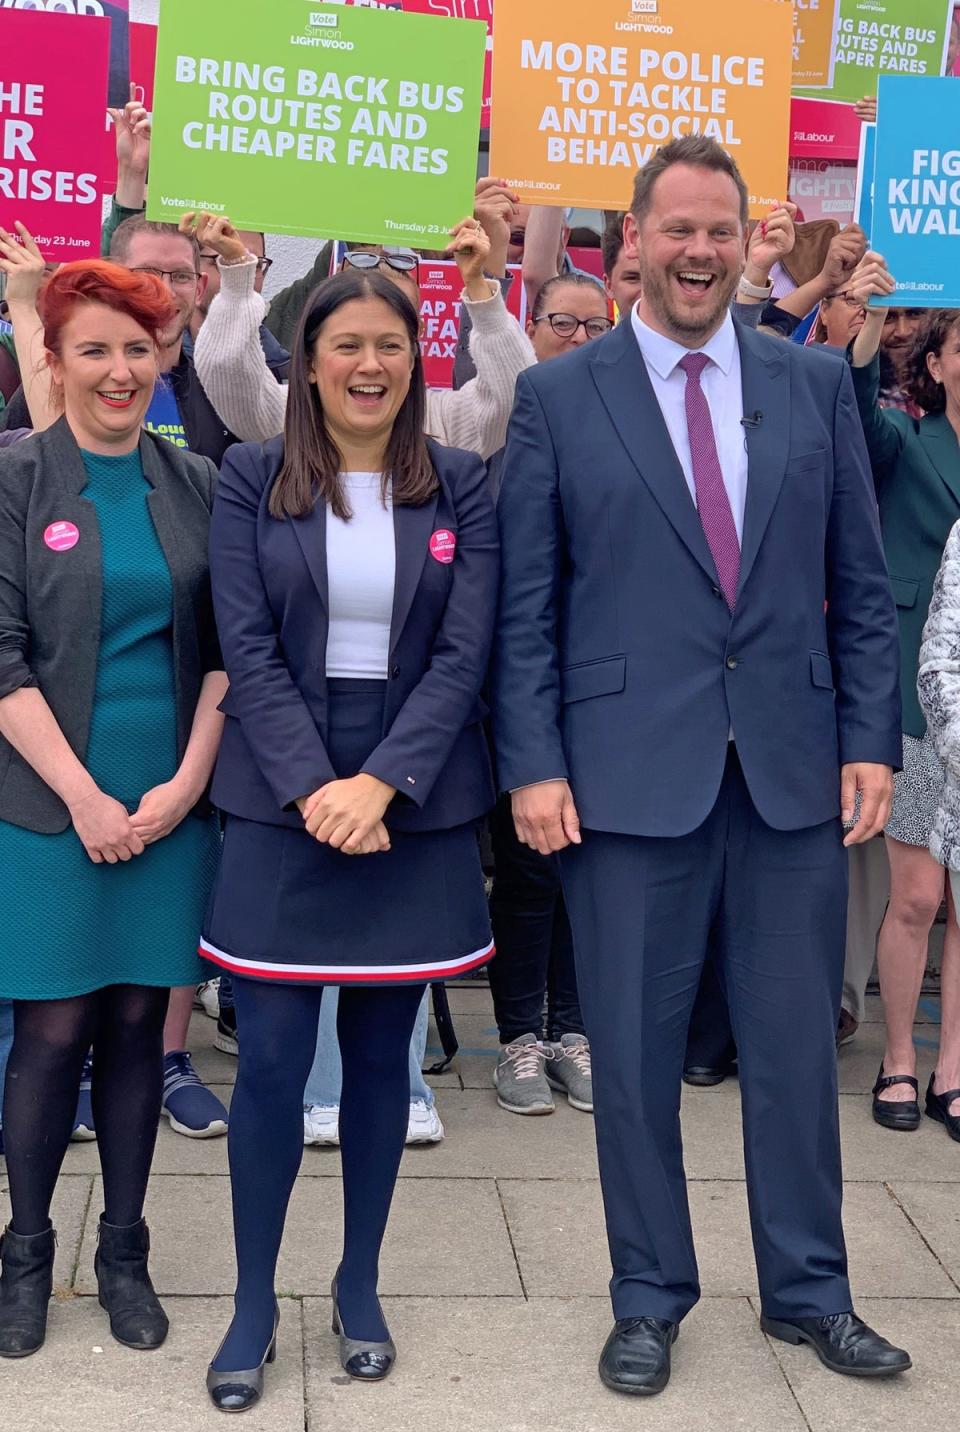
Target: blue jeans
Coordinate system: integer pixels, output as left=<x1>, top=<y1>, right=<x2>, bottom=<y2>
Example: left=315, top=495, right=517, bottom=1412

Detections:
left=0, top=998, right=15, bottom=1128
left=303, top=986, right=432, bottom=1108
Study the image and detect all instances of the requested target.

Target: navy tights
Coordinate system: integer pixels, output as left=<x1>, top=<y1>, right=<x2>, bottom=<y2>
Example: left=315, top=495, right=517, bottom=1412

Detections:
left=212, top=977, right=426, bottom=1372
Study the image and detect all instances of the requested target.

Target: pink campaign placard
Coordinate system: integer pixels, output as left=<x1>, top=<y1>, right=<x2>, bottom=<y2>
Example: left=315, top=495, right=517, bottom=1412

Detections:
left=0, top=9, right=111, bottom=260
left=790, top=96, right=862, bottom=162
left=417, top=259, right=525, bottom=390
left=102, top=21, right=158, bottom=194
left=129, top=20, right=158, bottom=111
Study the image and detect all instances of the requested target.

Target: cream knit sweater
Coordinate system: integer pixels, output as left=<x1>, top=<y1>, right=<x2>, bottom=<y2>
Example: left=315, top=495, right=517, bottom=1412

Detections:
left=193, top=256, right=536, bottom=461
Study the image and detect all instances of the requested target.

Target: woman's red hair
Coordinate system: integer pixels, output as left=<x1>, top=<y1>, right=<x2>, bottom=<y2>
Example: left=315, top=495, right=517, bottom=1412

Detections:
left=39, top=259, right=175, bottom=355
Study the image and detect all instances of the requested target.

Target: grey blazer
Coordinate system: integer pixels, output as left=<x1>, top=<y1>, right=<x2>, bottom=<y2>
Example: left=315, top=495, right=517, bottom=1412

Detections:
left=0, top=418, right=223, bottom=834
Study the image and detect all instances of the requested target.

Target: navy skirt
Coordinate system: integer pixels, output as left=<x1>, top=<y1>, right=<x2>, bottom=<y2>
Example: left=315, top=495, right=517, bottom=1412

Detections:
left=201, top=680, right=493, bottom=985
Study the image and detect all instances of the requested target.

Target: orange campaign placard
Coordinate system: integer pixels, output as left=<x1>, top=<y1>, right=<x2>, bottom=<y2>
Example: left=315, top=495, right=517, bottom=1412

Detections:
left=791, top=0, right=841, bottom=89
left=489, top=0, right=794, bottom=217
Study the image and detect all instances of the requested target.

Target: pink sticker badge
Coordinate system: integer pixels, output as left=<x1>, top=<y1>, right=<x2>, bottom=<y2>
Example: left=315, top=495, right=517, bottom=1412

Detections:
left=429, top=529, right=456, bottom=564
left=44, top=521, right=80, bottom=553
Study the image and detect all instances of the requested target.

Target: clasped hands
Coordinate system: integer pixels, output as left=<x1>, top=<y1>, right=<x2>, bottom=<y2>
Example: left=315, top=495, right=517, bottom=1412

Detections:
left=297, top=773, right=395, bottom=856
left=69, top=777, right=200, bottom=865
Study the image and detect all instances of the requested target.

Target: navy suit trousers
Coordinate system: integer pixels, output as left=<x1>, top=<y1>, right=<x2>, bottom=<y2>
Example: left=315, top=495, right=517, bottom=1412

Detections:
left=559, top=747, right=852, bottom=1323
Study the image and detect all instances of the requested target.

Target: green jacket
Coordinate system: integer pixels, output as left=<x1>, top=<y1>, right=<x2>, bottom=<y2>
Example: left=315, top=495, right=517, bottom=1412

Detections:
left=261, top=241, right=332, bottom=351
left=0, top=327, right=18, bottom=415
left=101, top=196, right=144, bottom=256
left=852, top=354, right=960, bottom=738
left=100, top=196, right=331, bottom=351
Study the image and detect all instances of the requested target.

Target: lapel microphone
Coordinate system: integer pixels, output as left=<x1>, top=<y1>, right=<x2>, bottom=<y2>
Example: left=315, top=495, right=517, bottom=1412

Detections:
left=740, top=411, right=764, bottom=429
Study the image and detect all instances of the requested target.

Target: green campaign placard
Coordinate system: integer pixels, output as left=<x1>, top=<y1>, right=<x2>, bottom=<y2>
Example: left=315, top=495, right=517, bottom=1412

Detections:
left=146, top=0, right=486, bottom=246
left=794, top=0, right=954, bottom=103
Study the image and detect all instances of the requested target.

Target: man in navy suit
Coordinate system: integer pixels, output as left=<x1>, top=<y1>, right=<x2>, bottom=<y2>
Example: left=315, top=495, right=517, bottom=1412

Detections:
left=493, top=136, right=910, bottom=1394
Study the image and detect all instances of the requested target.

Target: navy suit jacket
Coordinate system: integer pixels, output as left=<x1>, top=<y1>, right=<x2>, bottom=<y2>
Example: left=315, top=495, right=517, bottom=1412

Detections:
left=209, top=436, right=499, bottom=832
left=492, top=317, right=902, bottom=836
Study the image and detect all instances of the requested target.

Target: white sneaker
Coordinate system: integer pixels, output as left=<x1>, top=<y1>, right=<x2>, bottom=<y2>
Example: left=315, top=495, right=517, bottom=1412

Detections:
left=303, top=1104, right=340, bottom=1146
left=194, top=979, right=220, bottom=1020
left=406, top=1098, right=444, bottom=1144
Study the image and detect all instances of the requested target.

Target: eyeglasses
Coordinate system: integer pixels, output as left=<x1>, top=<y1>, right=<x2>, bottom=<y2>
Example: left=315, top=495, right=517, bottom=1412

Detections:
left=198, top=251, right=273, bottom=275
left=534, top=312, right=614, bottom=339
left=342, top=251, right=419, bottom=275
left=129, top=265, right=199, bottom=288
left=827, top=292, right=865, bottom=310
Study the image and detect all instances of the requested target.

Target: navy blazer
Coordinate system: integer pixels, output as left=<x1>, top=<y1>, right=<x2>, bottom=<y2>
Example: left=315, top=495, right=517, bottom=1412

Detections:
left=492, top=318, right=902, bottom=837
left=209, top=435, right=499, bottom=832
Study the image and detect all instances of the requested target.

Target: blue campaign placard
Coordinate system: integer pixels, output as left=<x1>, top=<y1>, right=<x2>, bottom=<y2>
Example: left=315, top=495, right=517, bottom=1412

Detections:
left=869, top=75, right=960, bottom=308
left=854, top=123, right=876, bottom=240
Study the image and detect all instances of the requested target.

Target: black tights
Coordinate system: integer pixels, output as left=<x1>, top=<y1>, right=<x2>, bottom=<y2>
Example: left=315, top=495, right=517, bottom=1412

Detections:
left=2, top=985, right=169, bottom=1236
left=212, top=977, right=425, bottom=1372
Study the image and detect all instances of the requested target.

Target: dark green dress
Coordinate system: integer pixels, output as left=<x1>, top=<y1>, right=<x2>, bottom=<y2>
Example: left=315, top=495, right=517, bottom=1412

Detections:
left=0, top=449, right=219, bottom=1001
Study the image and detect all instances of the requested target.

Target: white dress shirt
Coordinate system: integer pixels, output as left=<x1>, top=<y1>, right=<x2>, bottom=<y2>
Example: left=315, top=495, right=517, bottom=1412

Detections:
left=629, top=305, right=748, bottom=542
left=325, top=473, right=396, bottom=680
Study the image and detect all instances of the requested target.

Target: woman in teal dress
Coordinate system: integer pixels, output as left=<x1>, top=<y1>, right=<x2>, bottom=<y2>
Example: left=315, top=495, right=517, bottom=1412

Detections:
left=0, top=260, right=226, bottom=1359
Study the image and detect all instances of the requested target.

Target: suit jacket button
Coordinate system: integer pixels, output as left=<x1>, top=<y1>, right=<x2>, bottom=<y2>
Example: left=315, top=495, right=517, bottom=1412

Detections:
left=711, top=585, right=723, bottom=598
left=726, top=656, right=739, bottom=670
left=391, top=665, right=401, bottom=678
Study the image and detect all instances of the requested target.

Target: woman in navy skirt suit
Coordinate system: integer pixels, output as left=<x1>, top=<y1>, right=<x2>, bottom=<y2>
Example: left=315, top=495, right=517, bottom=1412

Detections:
left=203, top=265, right=499, bottom=1411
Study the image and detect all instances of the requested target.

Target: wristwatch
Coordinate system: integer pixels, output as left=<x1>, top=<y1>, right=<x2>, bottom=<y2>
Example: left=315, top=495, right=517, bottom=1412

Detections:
left=738, top=274, right=774, bottom=299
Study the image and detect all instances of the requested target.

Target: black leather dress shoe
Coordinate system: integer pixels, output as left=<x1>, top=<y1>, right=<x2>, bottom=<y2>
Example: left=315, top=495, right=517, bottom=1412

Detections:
left=871, top=1066, right=921, bottom=1131
left=925, top=1074, right=960, bottom=1142
left=682, top=1062, right=737, bottom=1087
left=599, top=1317, right=678, bottom=1395
left=760, top=1312, right=911, bottom=1377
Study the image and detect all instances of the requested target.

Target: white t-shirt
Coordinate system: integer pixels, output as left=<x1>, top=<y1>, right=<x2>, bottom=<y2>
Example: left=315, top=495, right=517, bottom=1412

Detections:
left=324, top=472, right=396, bottom=680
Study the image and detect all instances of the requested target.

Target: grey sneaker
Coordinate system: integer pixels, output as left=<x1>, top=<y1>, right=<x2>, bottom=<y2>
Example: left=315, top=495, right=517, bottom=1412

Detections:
left=494, top=1034, right=555, bottom=1115
left=546, top=1034, right=594, bottom=1112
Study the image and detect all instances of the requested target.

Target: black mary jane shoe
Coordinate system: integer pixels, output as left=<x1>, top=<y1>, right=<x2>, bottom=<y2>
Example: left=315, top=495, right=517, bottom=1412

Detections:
left=871, top=1066, right=921, bottom=1131
left=598, top=1316, right=678, bottom=1396
left=207, top=1305, right=279, bottom=1414
left=761, top=1312, right=911, bottom=1377
left=331, top=1272, right=396, bottom=1381
left=925, top=1074, right=960, bottom=1142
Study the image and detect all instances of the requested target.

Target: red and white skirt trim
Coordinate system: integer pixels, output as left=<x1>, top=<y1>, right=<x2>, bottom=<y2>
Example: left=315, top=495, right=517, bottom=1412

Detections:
left=199, top=935, right=495, bottom=985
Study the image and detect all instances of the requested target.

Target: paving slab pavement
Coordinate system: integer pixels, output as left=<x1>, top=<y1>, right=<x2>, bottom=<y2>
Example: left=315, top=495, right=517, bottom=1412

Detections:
left=0, top=1296, right=305, bottom=1432
left=2, top=990, right=959, bottom=1431
left=304, top=1295, right=809, bottom=1432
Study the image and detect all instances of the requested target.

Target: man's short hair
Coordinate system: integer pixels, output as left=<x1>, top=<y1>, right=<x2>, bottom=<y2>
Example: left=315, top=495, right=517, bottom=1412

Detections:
left=630, top=136, right=750, bottom=228
left=109, top=216, right=200, bottom=267
left=601, top=214, right=626, bottom=276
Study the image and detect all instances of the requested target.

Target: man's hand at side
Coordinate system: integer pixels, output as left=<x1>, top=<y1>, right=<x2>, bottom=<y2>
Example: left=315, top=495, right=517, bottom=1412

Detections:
left=512, top=780, right=582, bottom=855
left=841, top=762, right=893, bottom=846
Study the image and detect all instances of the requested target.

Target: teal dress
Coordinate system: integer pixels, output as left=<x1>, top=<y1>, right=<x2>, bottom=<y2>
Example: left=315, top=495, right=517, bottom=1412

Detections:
left=0, top=449, right=220, bottom=1001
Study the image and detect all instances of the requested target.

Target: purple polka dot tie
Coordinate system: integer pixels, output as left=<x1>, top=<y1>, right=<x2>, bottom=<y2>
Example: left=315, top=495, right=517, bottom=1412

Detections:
left=679, top=352, right=740, bottom=611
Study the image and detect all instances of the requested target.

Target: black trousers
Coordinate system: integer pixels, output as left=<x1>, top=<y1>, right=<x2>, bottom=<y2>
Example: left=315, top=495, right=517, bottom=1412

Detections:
left=488, top=794, right=584, bottom=1043
left=560, top=748, right=851, bottom=1323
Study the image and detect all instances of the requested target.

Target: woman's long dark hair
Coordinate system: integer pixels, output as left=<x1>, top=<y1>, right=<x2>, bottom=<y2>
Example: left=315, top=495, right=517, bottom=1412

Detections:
left=904, top=308, right=960, bottom=415
left=270, top=269, right=437, bottom=520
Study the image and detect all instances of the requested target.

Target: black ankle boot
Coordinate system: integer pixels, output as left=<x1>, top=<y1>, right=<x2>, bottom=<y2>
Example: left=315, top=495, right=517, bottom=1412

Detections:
left=94, top=1216, right=169, bottom=1350
left=0, top=1223, right=57, bottom=1358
